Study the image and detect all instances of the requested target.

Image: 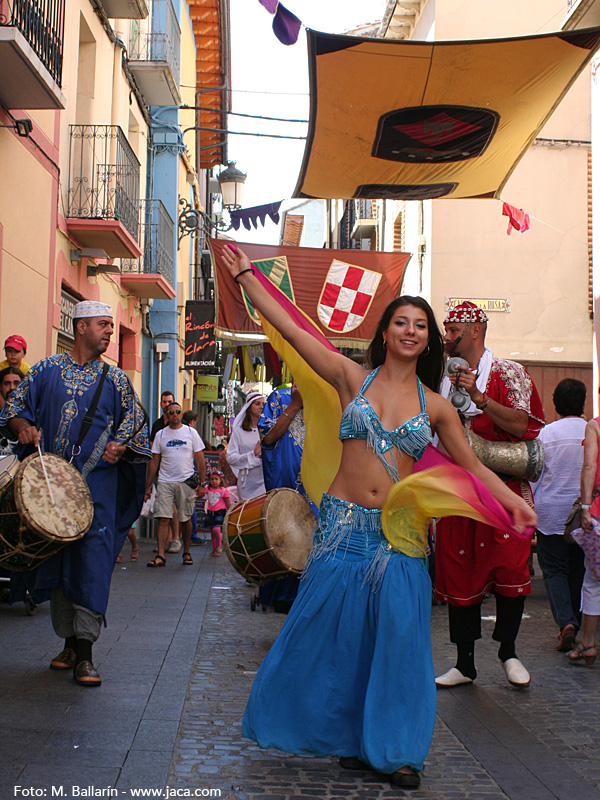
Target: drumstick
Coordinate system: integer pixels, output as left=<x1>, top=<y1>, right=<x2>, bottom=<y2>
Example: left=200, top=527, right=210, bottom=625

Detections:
left=37, top=442, right=56, bottom=506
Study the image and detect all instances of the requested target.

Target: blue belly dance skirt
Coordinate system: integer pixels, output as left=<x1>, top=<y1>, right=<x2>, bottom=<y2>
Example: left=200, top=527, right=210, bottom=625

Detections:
left=242, top=493, right=436, bottom=774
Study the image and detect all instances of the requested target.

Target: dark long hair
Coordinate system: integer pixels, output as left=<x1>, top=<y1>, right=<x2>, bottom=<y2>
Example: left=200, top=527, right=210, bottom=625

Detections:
left=366, top=296, right=444, bottom=391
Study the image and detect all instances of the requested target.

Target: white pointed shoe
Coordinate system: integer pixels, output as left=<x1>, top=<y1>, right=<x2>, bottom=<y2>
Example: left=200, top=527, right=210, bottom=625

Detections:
left=502, top=658, right=530, bottom=687
left=435, top=667, right=473, bottom=687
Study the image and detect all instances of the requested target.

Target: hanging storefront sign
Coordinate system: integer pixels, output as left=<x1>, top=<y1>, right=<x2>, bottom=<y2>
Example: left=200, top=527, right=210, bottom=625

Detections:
left=196, top=375, right=220, bottom=403
left=59, top=289, right=79, bottom=341
left=56, top=288, right=79, bottom=354
left=226, top=380, right=234, bottom=416
left=185, top=300, right=216, bottom=370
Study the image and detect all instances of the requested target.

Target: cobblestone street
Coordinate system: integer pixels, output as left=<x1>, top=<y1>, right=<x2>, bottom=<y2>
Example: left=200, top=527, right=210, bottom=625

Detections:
left=1, top=542, right=599, bottom=800
left=170, top=555, right=600, bottom=800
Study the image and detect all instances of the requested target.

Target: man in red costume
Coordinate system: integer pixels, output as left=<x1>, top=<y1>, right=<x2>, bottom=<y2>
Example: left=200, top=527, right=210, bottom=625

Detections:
left=435, top=301, right=544, bottom=688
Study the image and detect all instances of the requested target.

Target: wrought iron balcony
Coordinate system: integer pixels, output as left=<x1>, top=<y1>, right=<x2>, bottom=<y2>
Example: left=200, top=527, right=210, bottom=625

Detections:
left=127, top=0, right=181, bottom=106
left=120, top=199, right=176, bottom=299
left=351, top=198, right=378, bottom=241
left=0, top=0, right=66, bottom=108
left=66, top=125, right=142, bottom=260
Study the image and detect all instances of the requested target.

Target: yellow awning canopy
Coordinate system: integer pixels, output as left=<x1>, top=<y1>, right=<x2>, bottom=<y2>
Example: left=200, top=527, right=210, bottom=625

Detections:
left=294, top=27, right=600, bottom=201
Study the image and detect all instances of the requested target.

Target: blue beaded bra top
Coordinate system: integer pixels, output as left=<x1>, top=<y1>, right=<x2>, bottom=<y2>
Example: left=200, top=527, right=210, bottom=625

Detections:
left=338, top=366, right=432, bottom=481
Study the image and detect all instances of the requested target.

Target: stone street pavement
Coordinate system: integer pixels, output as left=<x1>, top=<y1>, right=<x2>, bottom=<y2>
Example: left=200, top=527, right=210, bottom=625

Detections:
left=1, top=542, right=599, bottom=800
left=171, top=555, right=600, bottom=800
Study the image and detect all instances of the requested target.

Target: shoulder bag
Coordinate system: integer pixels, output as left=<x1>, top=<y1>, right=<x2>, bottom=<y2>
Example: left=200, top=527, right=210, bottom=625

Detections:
left=564, top=483, right=600, bottom=543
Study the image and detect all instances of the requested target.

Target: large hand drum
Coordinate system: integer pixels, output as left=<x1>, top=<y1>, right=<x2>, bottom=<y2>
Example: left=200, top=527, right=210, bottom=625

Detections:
left=223, top=488, right=315, bottom=584
left=0, top=452, right=94, bottom=572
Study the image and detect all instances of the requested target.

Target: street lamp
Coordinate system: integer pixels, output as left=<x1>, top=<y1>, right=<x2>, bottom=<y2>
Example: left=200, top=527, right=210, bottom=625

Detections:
left=217, top=161, right=247, bottom=210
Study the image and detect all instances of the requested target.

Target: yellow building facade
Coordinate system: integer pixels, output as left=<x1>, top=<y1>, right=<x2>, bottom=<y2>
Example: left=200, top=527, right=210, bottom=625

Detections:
left=0, top=0, right=229, bottom=407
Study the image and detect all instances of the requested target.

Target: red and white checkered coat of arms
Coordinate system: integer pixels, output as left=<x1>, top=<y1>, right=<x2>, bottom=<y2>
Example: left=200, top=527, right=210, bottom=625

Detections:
left=317, top=259, right=382, bottom=333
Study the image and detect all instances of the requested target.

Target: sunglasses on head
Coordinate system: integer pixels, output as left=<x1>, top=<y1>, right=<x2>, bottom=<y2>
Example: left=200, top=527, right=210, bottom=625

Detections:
left=167, top=408, right=182, bottom=415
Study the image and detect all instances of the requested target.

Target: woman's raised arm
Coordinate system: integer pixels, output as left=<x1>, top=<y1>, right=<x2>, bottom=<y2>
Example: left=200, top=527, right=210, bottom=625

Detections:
left=222, top=245, right=359, bottom=393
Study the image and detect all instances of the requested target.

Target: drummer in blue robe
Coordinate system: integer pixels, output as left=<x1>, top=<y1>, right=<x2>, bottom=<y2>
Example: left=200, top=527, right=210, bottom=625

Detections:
left=0, top=301, right=150, bottom=686
left=258, top=385, right=316, bottom=612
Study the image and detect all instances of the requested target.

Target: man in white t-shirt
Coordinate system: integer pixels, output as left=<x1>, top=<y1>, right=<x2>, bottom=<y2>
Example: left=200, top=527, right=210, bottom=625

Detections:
left=531, top=378, right=587, bottom=652
left=144, top=401, right=206, bottom=567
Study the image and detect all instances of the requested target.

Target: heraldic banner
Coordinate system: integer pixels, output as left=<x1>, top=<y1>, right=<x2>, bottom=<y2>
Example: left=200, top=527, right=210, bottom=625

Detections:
left=209, top=239, right=411, bottom=345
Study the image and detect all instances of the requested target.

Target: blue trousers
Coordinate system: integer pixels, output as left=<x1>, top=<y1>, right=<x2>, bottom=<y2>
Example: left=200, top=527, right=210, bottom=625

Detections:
left=536, top=532, right=584, bottom=630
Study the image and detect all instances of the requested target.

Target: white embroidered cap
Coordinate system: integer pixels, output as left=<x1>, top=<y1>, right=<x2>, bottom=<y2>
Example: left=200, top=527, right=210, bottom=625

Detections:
left=73, top=301, right=113, bottom=319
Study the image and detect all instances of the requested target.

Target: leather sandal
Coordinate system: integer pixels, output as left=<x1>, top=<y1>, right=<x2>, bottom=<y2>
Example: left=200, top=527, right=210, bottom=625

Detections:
left=182, top=552, right=193, bottom=565
left=50, top=647, right=77, bottom=671
left=73, top=660, right=101, bottom=687
left=147, top=555, right=166, bottom=568
left=566, top=644, right=597, bottom=666
left=390, top=767, right=420, bottom=789
left=557, top=624, right=576, bottom=652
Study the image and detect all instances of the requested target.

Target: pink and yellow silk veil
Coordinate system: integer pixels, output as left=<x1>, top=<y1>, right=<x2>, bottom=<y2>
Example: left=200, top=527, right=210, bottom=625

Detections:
left=252, top=268, right=532, bottom=558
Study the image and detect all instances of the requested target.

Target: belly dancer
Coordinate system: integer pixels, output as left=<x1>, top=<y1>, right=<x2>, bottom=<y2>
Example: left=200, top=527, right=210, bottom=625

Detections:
left=221, top=245, right=537, bottom=790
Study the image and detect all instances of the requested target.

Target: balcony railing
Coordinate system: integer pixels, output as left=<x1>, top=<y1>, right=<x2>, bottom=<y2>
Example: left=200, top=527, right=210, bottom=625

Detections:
left=354, top=199, right=375, bottom=220
left=0, top=0, right=64, bottom=85
left=129, top=0, right=180, bottom=84
left=67, top=125, right=140, bottom=242
left=122, top=199, right=174, bottom=287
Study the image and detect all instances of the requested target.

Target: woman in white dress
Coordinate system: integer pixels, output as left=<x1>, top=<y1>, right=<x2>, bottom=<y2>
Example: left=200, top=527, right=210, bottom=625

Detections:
left=226, top=391, right=267, bottom=501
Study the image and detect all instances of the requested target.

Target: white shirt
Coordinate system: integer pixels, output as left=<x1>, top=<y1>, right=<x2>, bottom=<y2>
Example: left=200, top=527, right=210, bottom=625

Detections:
left=531, top=417, right=586, bottom=535
left=152, top=424, right=204, bottom=483
left=226, top=425, right=266, bottom=501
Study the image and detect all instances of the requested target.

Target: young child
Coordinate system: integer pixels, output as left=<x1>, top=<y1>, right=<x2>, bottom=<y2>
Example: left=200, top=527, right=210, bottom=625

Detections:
left=204, top=470, right=231, bottom=556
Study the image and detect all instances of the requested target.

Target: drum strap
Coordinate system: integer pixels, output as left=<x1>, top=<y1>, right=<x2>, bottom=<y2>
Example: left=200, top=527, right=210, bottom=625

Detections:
left=70, top=362, right=109, bottom=460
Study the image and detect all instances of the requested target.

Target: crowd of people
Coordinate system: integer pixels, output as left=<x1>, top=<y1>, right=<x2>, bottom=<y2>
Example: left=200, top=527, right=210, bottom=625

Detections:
left=0, top=250, right=599, bottom=791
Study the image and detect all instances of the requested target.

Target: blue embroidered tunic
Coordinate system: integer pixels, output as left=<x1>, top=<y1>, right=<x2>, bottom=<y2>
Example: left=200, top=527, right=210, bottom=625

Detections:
left=0, top=353, right=151, bottom=614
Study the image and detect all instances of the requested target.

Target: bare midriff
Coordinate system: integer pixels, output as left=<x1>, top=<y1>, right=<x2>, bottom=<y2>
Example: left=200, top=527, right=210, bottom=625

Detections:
left=326, top=439, right=415, bottom=509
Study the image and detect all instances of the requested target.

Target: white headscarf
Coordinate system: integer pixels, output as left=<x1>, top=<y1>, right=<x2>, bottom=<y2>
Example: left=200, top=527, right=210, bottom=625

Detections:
left=232, top=390, right=266, bottom=430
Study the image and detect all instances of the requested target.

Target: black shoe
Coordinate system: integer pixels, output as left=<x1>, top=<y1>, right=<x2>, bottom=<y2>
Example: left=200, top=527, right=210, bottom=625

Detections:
left=73, top=660, right=101, bottom=687
left=50, top=647, right=77, bottom=670
left=390, top=768, right=420, bottom=789
left=339, top=756, right=371, bottom=771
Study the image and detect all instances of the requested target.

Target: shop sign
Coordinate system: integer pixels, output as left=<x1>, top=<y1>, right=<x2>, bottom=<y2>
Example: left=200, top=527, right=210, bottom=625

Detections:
left=196, top=375, right=219, bottom=403
left=59, top=289, right=79, bottom=340
left=185, top=300, right=216, bottom=370
left=445, top=297, right=510, bottom=313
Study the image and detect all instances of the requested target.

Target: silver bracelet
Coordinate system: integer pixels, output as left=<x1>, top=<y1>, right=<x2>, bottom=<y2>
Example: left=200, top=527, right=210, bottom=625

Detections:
left=580, top=503, right=592, bottom=510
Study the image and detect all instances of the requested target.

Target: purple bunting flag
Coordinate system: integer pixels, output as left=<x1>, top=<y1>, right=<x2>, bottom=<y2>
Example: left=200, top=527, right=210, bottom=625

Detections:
left=258, top=0, right=302, bottom=46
